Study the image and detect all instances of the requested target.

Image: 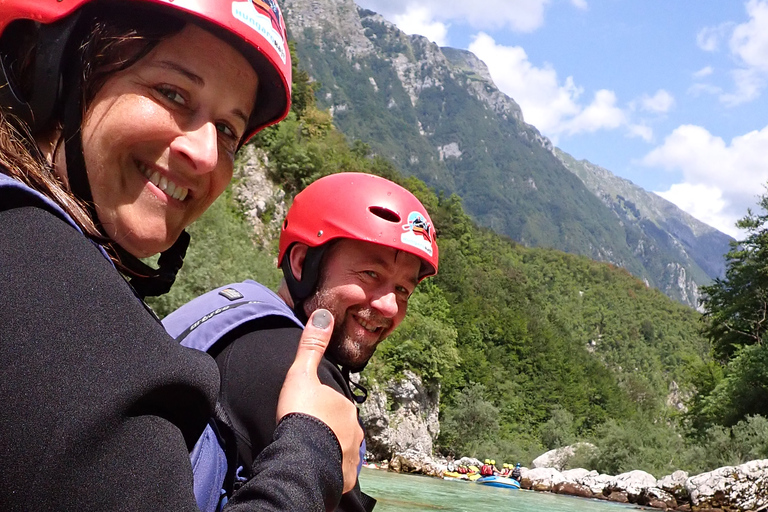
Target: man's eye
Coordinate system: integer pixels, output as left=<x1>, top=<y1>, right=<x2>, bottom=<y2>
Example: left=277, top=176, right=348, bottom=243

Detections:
left=364, top=271, right=378, bottom=279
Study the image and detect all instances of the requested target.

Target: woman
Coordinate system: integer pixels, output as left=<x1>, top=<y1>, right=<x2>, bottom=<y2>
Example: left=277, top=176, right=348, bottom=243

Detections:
left=0, top=1, right=361, bottom=510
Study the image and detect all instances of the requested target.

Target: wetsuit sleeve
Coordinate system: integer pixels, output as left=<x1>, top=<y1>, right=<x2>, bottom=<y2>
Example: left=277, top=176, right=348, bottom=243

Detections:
left=223, top=413, right=344, bottom=512
left=0, top=207, right=218, bottom=511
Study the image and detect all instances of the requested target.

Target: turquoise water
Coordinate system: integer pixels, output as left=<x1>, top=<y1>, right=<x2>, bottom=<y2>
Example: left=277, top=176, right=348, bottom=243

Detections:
left=359, top=468, right=641, bottom=512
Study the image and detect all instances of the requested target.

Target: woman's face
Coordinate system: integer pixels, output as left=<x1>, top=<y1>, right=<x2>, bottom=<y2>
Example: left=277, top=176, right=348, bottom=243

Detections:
left=78, top=23, right=258, bottom=257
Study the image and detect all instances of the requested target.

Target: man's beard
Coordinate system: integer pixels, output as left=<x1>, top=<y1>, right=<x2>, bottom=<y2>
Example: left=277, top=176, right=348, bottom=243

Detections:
left=303, top=288, right=392, bottom=370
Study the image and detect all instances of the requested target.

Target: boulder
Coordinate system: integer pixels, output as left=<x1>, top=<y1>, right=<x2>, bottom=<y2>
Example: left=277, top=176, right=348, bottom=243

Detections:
left=657, top=470, right=690, bottom=502
left=607, top=491, right=629, bottom=503
left=552, top=481, right=594, bottom=498
left=561, top=468, right=594, bottom=482
left=686, top=459, right=768, bottom=511
left=388, top=449, right=446, bottom=477
left=605, top=469, right=657, bottom=501
left=580, top=472, right=614, bottom=496
left=520, top=467, right=563, bottom=492
left=531, top=442, right=596, bottom=471
left=637, top=487, right=677, bottom=510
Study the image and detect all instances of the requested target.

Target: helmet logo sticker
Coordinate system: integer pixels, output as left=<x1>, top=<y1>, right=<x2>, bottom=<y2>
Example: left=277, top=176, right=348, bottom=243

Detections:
left=232, top=1, right=287, bottom=64
left=401, top=211, right=434, bottom=257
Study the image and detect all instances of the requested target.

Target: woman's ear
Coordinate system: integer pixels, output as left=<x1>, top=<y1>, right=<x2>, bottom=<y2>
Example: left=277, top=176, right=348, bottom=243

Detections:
left=288, top=243, right=309, bottom=282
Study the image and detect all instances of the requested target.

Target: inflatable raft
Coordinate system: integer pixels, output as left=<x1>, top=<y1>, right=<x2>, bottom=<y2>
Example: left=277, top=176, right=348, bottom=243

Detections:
left=475, top=475, right=521, bottom=489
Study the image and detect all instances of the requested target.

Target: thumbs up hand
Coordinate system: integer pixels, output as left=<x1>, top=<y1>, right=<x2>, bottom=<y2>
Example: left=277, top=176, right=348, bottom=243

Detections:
left=277, top=309, right=363, bottom=493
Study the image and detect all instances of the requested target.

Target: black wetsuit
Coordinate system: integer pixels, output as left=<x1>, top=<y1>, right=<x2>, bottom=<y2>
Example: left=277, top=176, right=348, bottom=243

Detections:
left=0, top=203, right=343, bottom=511
left=213, top=318, right=376, bottom=512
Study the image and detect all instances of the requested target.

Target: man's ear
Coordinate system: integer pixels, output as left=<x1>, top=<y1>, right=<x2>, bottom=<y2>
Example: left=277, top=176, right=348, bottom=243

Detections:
left=288, top=243, right=309, bottom=282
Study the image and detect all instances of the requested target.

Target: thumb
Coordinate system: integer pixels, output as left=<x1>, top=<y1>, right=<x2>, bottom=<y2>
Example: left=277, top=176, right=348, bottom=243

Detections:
left=286, top=309, right=334, bottom=381
left=278, top=309, right=335, bottom=422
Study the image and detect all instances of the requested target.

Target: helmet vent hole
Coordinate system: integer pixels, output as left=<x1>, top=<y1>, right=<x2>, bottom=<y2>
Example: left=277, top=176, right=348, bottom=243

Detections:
left=369, top=206, right=401, bottom=223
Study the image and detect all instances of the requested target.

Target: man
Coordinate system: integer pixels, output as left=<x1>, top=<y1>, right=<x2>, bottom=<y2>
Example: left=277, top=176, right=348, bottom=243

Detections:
left=163, top=172, right=439, bottom=512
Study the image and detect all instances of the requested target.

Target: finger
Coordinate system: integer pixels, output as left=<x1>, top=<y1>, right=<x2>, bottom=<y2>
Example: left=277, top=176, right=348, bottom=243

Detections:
left=287, top=309, right=334, bottom=379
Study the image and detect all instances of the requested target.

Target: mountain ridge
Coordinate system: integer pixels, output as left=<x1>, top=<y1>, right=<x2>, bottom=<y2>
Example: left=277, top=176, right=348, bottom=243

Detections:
left=282, top=0, right=733, bottom=308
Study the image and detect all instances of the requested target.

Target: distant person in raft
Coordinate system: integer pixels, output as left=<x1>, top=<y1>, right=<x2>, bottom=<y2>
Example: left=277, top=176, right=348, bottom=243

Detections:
left=511, top=463, right=523, bottom=482
left=163, top=172, right=440, bottom=512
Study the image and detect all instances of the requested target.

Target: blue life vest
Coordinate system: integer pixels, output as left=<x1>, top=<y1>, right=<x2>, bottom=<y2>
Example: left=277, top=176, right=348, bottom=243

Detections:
left=0, top=173, right=110, bottom=261
left=163, top=280, right=369, bottom=512
left=162, top=280, right=305, bottom=512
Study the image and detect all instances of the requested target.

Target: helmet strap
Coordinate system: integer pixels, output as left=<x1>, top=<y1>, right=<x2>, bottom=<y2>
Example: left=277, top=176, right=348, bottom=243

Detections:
left=280, top=243, right=330, bottom=323
left=117, top=230, right=191, bottom=299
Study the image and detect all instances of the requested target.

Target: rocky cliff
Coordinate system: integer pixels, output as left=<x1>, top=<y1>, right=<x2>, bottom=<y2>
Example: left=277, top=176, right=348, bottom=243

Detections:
left=357, top=370, right=440, bottom=460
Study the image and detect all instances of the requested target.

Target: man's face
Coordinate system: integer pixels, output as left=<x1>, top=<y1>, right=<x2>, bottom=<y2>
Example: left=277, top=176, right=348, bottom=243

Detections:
left=303, top=239, right=422, bottom=369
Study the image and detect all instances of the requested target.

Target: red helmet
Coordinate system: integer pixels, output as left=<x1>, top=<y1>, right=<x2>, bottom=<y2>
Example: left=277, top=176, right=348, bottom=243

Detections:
left=0, top=0, right=292, bottom=141
left=279, top=173, right=439, bottom=282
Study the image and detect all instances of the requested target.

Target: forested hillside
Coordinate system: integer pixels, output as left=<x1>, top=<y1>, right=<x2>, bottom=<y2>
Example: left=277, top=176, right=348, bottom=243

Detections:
left=280, top=0, right=733, bottom=308
left=146, top=47, right=768, bottom=477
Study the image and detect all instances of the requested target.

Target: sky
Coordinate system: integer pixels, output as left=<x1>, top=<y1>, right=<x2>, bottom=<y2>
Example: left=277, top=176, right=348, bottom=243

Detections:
left=352, top=0, right=768, bottom=239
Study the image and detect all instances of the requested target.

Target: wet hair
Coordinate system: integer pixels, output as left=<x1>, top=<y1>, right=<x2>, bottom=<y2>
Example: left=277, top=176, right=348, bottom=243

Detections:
left=1, top=3, right=185, bottom=238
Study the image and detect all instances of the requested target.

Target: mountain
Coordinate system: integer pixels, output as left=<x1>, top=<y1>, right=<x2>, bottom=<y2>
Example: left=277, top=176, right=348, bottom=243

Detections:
left=281, top=0, right=734, bottom=308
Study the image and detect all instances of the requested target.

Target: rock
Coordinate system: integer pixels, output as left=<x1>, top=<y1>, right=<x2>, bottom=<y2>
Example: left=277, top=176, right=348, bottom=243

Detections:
left=605, top=470, right=657, bottom=501
left=231, top=145, right=287, bottom=249
left=607, top=491, right=629, bottom=503
left=657, top=470, right=690, bottom=502
left=561, top=468, right=594, bottom=482
left=580, top=472, right=614, bottom=496
left=552, top=481, right=594, bottom=498
left=520, top=467, right=563, bottom=492
left=388, top=450, right=445, bottom=477
left=686, top=459, right=768, bottom=511
left=360, top=370, right=440, bottom=460
left=637, top=487, right=677, bottom=510
left=532, top=442, right=596, bottom=471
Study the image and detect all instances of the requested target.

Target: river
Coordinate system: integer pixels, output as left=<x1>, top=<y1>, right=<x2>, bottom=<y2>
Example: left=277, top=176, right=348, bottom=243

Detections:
left=359, top=468, right=641, bottom=512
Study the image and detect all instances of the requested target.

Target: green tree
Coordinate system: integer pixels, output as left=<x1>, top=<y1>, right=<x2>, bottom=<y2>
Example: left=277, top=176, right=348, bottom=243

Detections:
left=540, top=406, right=576, bottom=449
left=701, top=187, right=768, bottom=361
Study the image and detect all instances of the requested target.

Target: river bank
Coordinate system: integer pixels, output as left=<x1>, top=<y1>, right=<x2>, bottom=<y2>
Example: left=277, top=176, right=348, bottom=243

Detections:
left=370, top=451, right=768, bottom=511
left=360, top=467, right=643, bottom=512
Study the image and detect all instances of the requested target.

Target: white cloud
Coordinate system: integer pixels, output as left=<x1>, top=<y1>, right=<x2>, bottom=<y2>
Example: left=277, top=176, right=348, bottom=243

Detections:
left=391, top=5, right=449, bottom=45
left=571, top=0, right=588, bottom=10
left=643, top=124, right=768, bottom=238
left=693, top=66, right=714, bottom=78
left=695, top=1, right=768, bottom=106
left=687, top=83, right=722, bottom=97
left=638, top=89, right=675, bottom=113
left=655, top=184, right=740, bottom=238
left=627, top=124, right=653, bottom=142
left=467, top=33, right=634, bottom=140
left=562, top=89, right=626, bottom=135
left=730, top=0, right=768, bottom=71
left=355, top=0, right=551, bottom=33
left=719, top=67, right=764, bottom=105
left=696, top=24, right=731, bottom=52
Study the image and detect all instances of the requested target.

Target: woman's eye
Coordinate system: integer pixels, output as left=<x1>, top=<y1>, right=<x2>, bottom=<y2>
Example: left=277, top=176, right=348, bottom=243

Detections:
left=363, top=270, right=378, bottom=279
left=216, top=122, right=237, bottom=139
left=157, top=86, right=186, bottom=106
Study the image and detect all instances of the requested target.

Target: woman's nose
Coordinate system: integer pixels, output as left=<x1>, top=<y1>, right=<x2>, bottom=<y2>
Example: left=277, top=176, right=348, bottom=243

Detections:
left=170, top=122, right=218, bottom=174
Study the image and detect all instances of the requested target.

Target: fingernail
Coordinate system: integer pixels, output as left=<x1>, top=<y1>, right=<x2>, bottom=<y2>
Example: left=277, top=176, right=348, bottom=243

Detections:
left=312, top=309, right=332, bottom=329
